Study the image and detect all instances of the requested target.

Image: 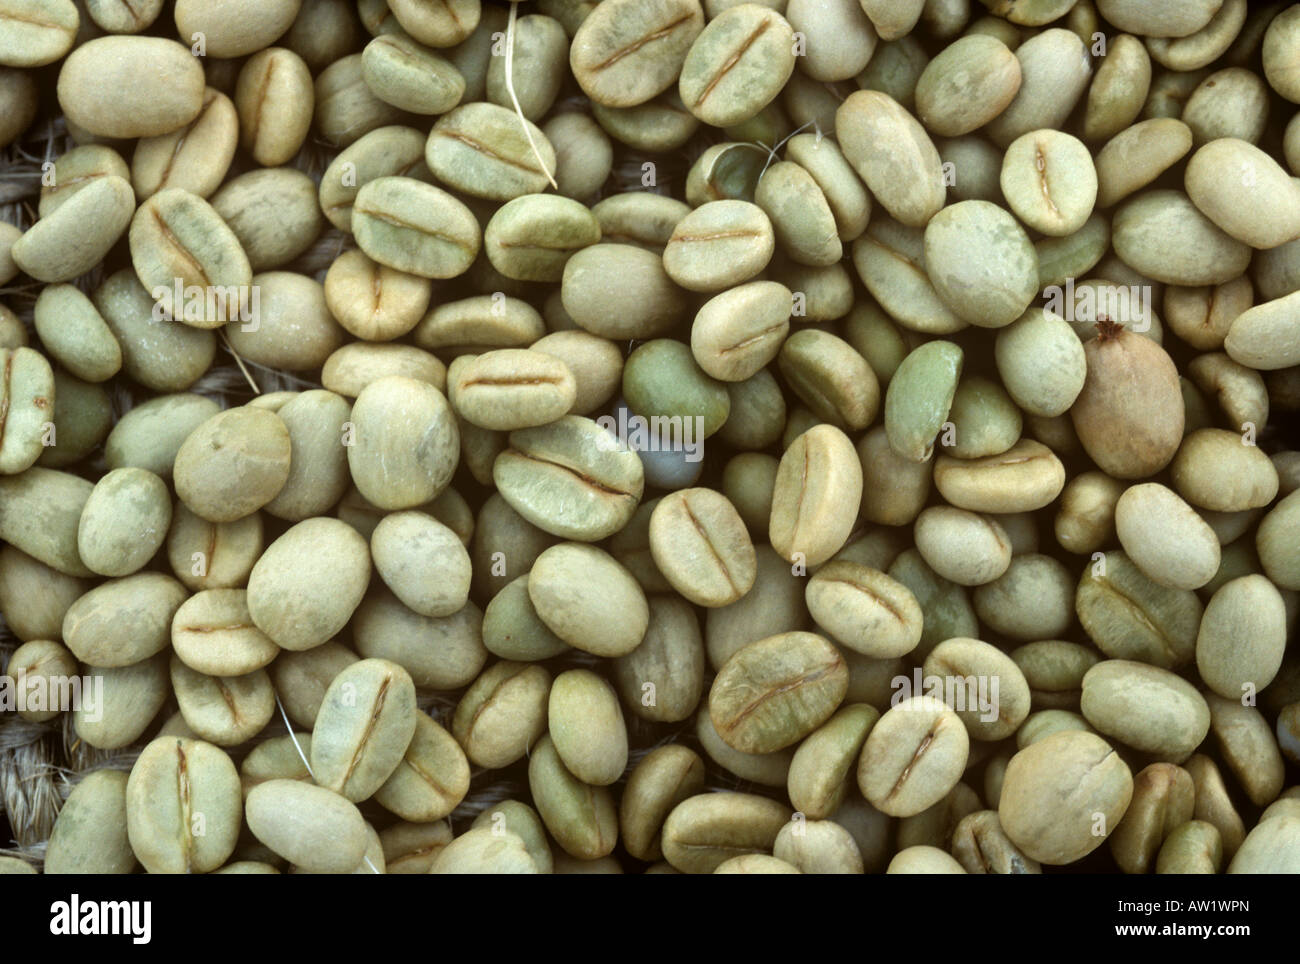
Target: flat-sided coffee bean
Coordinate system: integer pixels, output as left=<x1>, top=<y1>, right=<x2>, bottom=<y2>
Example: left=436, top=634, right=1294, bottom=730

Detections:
left=449, top=349, right=577, bottom=431
left=373, top=712, right=470, bottom=822
left=528, top=734, right=618, bottom=860
left=806, top=562, right=922, bottom=658
left=319, top=126, right=430, bottom=232
left=133, top=87, right=238, bottom=200
left=648, top=488, right=755, bottom=607
left=164, top=504, right=263, bottom=593
left=710, top=631, right=847, bottom=754
left=662, top=200, right=774, bottom=292
left=311, top=658, right=418, bottom=802
left=352, top=176, right=480, bottom=280
left=380, top=821, right=453, bottom=874
left=952, top=810, right=1042, bottom=875
left=494, top=415, right=644, bottom=541
left=387, top=0, right=478, bottom=47
left=484, top=194, right=602, bottom=282
left=770, top=424, right=862, bottom=567
left=129, top=189, right=253, bottom=329
left=787, top=703, right=879, bottom=819
left=620, top=746, right=706, bottom=862
left=690, top=280, right=791, bottom=382
left=125, top=736, right=241, bottom=874
left=921, top=637, right=1031, bottom=741
left=172, top=589, right=279, bottom=677
left=452, top=661, right=552, bottom=769
left=0, top=0, right=78, bottom=67
left=425, top=102, right=557, bottom=201
left=170, top=656, right=274, bottom=746
left=0, top=347, right=54, bottom=475
left=661, top=791, right=791, bottom=874
left=570, top=0, right=704, bottom=108
left=678, top=4, right=795, bottom=127
left=858, top=695, right=969, bottom=817
left=1, top=639, right=76, bottom=723
left=778, top=329, right=881, bottom=432
left=933, top=439, right=1067, bottom=514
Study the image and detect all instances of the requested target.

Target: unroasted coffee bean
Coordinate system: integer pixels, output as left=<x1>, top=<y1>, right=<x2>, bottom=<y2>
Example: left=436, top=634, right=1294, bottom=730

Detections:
left=171, top=589, right=279, bottom=678
left=709, top=631, right=847, bottom=753
left=312, top=658, right=418, bottom=802
left=245, top=780, right=369, bottom=874
left=449, top=349, right=577, bottom=431
left=57, top=36, right=205, bottom=138
left=649, top=487, right=756, bottom=607
left=570, top=0, right=703, bottom=108
left=998, top=730, right=1133, bottom=865
left=661, top=791, right=791, bottom=874
left=126, top=736, right=241, bottom=874
left=858, top=696, right=969, bottom=817
left=494, top=415, right=645, bottom=541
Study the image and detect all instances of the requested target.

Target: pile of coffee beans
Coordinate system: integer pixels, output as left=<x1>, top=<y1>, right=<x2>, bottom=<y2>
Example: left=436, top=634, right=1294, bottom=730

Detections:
left=1, top=0, right=1299, bottom=875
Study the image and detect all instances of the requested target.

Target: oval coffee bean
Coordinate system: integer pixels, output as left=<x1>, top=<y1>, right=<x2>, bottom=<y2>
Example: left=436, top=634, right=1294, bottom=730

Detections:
left=245, top=780, right=369, bottom=874
left=348, top=375, right=460, bottom=511
left=246, top=517, right=371, bottom=652
left=858, top=696, right=969, bottom=818
left=528, top=542, right=649, bottom=657
left=57, top=36, right=205, bottom=138
left=494, top=415, right=645, bottom=541
left=449, top=349, right=577, bottom=431
left=661, top=791, right=791, bottom=874
left=171, top=589, right=279, bottom=677
left=548, top=668, right=628, bottom=786
left=709, top=631, right=848, bottom=754
left=312, top=658, right=418, bottom=802
left=769, top=424, right=863, bottom=567
left=998, top=730, right=1133, bottom=865
left=649, top=487, right=756, bottom=607
left=125, top=736, right=241, bottom=874
left=44, top=770, right=135, bottom=875
left=173, top=407, right=291, bottom=523
left=352, top=176, right=480, bottom=280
